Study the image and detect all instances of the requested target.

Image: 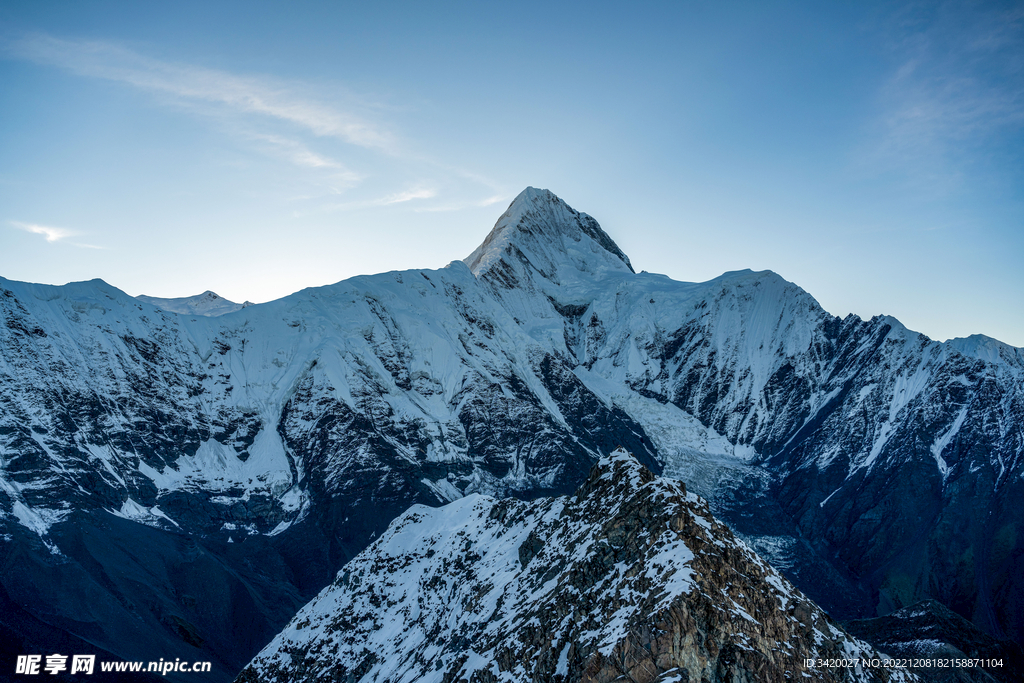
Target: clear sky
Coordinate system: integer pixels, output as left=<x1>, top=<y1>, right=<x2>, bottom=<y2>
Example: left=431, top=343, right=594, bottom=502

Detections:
left=1, top=1, right=1022, bottom=346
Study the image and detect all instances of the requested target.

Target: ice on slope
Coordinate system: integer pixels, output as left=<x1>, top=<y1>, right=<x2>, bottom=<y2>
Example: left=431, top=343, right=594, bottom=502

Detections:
left=139, top=428, right=294, bottom=498
left=109, top=498, right=179, bottom=529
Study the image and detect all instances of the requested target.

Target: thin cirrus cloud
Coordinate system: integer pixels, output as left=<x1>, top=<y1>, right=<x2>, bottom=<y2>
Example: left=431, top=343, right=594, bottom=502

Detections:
left=381, top=188, right=437, bottom=205
left=250, top=133, right=349, bottom=169
left=415, top=194, right=509, bottom=213
left=247, top=132, right=364, bottom=192
left=6, top=33, right=396, bottom=154
left=5, top=32, right=509, bottom=209
left=311, top=187, right=439, bottom=214
left=10, top=221, right=103, bottom=249
left=877, top=67, right=1023, bottom=170
left=865, top=5, right=1024, bottom=189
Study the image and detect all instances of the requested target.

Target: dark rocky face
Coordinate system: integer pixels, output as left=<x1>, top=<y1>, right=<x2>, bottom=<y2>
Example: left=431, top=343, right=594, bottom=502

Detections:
left=844, top=600, right=1024, bottom=683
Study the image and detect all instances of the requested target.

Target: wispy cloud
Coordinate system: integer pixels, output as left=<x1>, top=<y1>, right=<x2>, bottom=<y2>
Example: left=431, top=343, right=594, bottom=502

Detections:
left=11, top=220, right=72, bottom=242
left=864, top=3, right=1024, bottom=189
left=4, top=32, right=511, bottom=215
left=252, top=133, right=345, bottom=169
left=7, top=34, right=396, bottom=153
left=10, top=221, right=103, bottom=249
left=246, top=133, right=364, bottom=194
left=415, top=194, right=509, bottom=212
left=311, top=187, right=440, bottom=214
left=380, top=188, right=436, bottom=205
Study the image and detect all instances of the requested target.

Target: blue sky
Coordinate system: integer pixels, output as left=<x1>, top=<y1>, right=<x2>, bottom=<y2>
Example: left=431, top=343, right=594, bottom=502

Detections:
left=1, top=1, right=1022, bottom=345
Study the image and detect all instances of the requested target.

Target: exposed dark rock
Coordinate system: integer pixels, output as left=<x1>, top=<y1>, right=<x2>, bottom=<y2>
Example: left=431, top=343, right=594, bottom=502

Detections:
left=845, top=600, right=1024, bottom=683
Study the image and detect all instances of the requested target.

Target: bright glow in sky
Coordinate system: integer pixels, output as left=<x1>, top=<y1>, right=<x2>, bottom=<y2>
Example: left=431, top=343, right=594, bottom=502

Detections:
left=1, top=1, right=1022, bottom=345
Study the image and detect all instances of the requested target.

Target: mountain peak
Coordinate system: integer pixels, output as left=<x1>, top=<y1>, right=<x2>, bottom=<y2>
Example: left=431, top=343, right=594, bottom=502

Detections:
left=510, top=185, right=553, bottom=205
left=464, top=187, right=634, bottom=287
left=136, top=291, right=249, bottom=317
left=576, top=446, right=662, bottom=501
left=946, top=334, right=1024, bottom=371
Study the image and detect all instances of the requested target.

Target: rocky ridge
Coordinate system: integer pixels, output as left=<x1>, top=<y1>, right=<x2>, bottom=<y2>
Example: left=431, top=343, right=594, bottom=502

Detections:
left=239, top=450, right=916, bottom=683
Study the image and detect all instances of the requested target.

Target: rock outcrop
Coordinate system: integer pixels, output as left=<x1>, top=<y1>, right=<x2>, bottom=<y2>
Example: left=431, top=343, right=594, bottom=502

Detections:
left=239, top=450, right=915, bottom=683
left=845, top=600, right=1024, bottom=683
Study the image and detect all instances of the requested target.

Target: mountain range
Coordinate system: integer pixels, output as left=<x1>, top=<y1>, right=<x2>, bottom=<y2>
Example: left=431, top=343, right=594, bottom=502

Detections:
left=1, top=187, right=1020, bottom=681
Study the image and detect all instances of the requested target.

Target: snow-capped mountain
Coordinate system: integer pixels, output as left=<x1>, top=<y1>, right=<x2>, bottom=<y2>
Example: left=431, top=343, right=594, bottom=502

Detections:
left=1, top=187, right=1021, bottom=680
left=240, top=450, right=914, bottom=683
left=136, top=290, right=252, bottom=316
left=459, top=188, right=1024, bottom=642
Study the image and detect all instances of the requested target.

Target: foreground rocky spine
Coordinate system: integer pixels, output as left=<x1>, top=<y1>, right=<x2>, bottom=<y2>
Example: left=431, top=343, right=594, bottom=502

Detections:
left=239, top=450, right=914, bottom=683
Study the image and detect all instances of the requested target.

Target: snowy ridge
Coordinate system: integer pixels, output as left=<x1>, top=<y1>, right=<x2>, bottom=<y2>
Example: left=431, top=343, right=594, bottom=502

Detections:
left=136, top=290, right=252, bottom=317
left=0, top=254, right=659, bottom=542
left=241, top=450, right=914, bottom=683
left=4, top=192, right=1020, bottom=542
left=946, top=334, right=1024, bottom=373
